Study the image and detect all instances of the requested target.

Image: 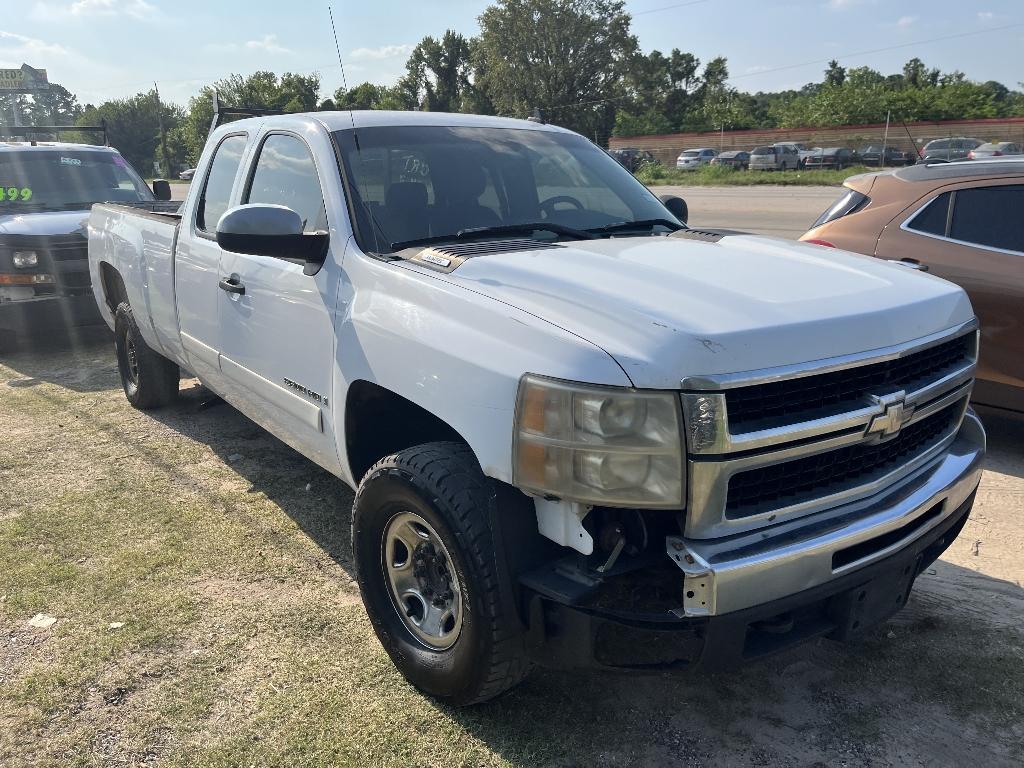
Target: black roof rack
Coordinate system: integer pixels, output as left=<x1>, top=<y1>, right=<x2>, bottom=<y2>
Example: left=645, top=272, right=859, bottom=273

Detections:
left=0, top=121, right=108, bottom=145
left=207, top=91, right=286, bottom=138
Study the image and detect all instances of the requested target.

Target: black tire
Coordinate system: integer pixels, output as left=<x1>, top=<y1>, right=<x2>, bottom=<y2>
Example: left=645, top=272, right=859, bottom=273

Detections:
left=353, top=441, right=529, bottom=706
left=114, top=302, right=179, bottom=409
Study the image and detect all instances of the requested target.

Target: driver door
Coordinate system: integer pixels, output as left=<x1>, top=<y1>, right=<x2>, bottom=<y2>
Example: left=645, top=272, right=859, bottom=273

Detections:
left=216, top=131, right=340, bottom=469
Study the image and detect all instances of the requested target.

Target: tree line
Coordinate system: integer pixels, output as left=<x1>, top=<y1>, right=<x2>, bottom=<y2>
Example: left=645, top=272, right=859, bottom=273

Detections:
left=2, top=0, right=1021, bottom=176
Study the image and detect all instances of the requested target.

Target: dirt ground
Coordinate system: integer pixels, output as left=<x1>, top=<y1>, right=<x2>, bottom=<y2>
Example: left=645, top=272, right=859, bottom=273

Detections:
left=1, top=332, right=1022, bottom=767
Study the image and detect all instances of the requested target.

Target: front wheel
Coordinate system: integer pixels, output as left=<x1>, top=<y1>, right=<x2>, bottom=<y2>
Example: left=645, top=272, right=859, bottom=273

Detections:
left=353, top=442, right=529, bottom=705
left=114, top=302, right=179, bottom=409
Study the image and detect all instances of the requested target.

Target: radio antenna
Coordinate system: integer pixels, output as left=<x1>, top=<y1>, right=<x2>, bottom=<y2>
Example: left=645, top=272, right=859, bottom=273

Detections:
left=328, top=5, right=356, bottom=134
left=327, top=4, right=393, bottom=254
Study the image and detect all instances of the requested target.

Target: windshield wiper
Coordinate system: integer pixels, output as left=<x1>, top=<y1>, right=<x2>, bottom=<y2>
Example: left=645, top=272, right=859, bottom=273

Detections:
left=389, top=222, right=598, bottom=252
left=587, top=218, right=685, bottom=235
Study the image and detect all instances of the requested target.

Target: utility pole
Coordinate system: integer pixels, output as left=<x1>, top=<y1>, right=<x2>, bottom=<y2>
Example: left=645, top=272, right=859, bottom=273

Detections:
left=154, top=82, right=171, bottom=178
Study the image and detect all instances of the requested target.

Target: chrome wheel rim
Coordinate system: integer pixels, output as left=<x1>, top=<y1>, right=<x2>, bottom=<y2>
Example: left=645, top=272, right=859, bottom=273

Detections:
left=382, top=511, right=463, bottom=650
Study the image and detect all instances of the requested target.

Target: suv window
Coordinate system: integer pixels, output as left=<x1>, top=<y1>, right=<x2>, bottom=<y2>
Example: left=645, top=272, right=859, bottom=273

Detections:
left=949, top=185, right=1024, bottom=253
left=197, top=134, right=246, bottom=232
left=246, top=134, right=328, bottom=232
left=907, top=192, right=951, bottom=236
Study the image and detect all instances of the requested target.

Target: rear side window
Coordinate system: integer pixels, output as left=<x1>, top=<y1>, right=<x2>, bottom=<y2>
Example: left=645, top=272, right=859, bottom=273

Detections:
left=949, top=185, right=1024, bottom=253
left=246, top=134, right=328, bottom=233
left=906, top=192, right=951, bottom=236
left=811, top=189, right=869, bottom=228
left=197, top=134, right=246, bottom=233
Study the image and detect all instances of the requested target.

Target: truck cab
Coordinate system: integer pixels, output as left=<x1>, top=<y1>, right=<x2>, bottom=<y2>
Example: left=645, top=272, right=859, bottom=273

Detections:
left=88, top=111, right=985, bottom=706
left=0, top=139, right=155, bottom=349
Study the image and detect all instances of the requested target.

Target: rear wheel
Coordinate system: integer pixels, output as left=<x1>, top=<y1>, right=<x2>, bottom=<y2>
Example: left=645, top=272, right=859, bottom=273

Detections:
left=353, top=441, right=529, bottom=705
left=114, top=302, right=179, bottom=409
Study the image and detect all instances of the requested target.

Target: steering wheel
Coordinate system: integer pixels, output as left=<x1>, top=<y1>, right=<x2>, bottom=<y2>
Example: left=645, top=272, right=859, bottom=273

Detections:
left=539, top=195, right=585, bottom=219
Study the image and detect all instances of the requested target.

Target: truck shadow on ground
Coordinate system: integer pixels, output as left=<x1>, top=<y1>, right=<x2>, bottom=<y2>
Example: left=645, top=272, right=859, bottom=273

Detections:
left=141, top=379, right=1024, bottom=767
left=0, top=329, right=116, bottom=393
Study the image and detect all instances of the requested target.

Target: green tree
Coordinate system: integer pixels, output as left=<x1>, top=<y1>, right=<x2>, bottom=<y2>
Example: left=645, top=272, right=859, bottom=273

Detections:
left=404, top=30, right=482, bottom=112
left=824, top=60, right=846, bottom=87
left=77, top=90, right=186, bottom=176
left=179, top=71, right=321, bottom=163
left=477, top=0, right=637, bottom=139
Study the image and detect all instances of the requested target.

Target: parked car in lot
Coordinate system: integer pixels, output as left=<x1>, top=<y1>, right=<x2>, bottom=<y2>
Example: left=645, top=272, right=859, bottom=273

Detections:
left=609, top=147, right=658, bottom=173
left=802, top=158, right=1024, bottom=411
left=859, top=145, right=911, bottom=167
left=968, top=142, right=1021, bottom=160
left=804, top=147, right=858, bottom=170
left=749, top=144, right=799, bottom=171
left=710, top=150, right=749, bottom=170
left=90, top=110, right=984, bottom=706
left=0, top=137, right=167, bottom=350
left=179, top=167, right=197, bottom=181
left=917, top=137, right=982, bottom=164
left=676, top=147, right=717, bottom=170
left=773, top=142, right=818, bottom=167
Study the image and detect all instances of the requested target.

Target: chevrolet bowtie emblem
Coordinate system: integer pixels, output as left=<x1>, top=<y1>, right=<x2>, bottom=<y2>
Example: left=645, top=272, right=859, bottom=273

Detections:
left=866, top=391, right=914, bottom=441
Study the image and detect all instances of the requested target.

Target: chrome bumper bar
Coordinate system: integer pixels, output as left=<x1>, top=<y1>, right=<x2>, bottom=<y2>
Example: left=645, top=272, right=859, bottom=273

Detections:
left=667, top=411, right=985, bottom=617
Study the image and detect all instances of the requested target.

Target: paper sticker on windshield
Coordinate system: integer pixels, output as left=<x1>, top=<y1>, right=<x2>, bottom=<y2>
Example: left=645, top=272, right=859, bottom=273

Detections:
left=60, top=156, right=82, bottom=166
left=0, top=186, right=32, bottom=202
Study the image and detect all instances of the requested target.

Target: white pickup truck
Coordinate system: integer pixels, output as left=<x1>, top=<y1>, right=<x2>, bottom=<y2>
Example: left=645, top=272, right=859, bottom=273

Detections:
left=88, top=111, right=985, bottom=705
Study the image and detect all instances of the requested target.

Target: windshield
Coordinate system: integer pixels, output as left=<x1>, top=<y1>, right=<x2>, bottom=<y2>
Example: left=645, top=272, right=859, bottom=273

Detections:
left=680, top=151, right=700, bottom=157
left=0, top=150, right=153, bottom=212
left=334, top=126, right=677, bottom=253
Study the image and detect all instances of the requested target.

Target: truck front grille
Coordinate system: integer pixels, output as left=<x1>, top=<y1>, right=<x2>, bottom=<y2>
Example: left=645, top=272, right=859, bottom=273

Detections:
left=725, top=401, right=962, bottom=516
left=725, top=334, right=972, bottom=431
left=680, top=322, right=978, bottom=540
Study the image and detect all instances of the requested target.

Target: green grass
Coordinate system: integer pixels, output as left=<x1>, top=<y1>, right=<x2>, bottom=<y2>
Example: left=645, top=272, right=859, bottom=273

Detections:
left=1, top=345, right=1023, bottom=767
left=636, top=162, right=876, bottom=187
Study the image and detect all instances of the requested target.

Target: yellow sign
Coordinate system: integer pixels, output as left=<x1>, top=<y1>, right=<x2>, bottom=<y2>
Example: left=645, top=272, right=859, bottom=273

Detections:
left=0, top=66, right=49, bottom=92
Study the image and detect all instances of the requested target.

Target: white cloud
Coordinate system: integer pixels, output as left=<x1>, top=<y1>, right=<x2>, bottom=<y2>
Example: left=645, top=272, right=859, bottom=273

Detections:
left=0, top=29, right=71, bottom=64
left=71, top=0, right=156, bottom=17
left=32, top=0, right=161, bottom=21
left=349, top=44, right=414, bottom=61
left=245, top=35, right=290, bottom=54
left=206, top=34, right=292, bottom=56
left=896, top=15, right=917, bottom=28
left=978, top=11, right=995, bottom=22
left=826, top=0, right=876, bottom=10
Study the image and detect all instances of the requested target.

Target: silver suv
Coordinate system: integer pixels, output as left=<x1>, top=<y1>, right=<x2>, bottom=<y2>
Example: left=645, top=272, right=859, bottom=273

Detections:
left=918, top=137, right=983, bottom=164
left=749, top=144, right=799, bottom=171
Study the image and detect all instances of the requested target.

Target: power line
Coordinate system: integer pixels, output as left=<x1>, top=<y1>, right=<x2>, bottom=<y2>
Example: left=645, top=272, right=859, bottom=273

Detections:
left=729, top=21, right=1024, bottom=82
left=631, top=0, right=712, bottom=16
left=539, top=20, right=1024, bottom=113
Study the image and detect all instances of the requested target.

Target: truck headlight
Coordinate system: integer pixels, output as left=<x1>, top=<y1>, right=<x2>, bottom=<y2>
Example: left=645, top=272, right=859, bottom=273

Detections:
left=513, top=375, right=684, bottom=508
left=13, top=250, right=38, bottom=268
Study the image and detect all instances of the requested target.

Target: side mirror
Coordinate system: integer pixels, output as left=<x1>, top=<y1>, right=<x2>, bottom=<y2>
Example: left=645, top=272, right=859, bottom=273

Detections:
left=152, top=179, right=172, bottom=201
left=216, top=204, right=329, bottom=276
left=658, top=194, right=688, bottom=225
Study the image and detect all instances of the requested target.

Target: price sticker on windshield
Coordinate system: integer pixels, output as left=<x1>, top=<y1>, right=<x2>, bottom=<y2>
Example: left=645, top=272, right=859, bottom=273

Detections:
left=0, top=186, right=32, bottom=202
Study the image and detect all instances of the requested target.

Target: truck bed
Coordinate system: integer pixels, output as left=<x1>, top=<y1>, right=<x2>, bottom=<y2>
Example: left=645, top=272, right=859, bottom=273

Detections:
left=88, top=201, right=184, bottom=362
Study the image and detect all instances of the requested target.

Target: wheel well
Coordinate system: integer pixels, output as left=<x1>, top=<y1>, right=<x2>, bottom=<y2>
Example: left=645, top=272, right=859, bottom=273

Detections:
left=344, top=380, right=467, bottom=484
left=99, top=262, right=129, bottom=313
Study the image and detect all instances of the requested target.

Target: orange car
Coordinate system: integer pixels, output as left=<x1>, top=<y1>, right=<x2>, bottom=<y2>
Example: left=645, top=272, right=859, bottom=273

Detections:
left=802, top=159, right=1024, bottom=412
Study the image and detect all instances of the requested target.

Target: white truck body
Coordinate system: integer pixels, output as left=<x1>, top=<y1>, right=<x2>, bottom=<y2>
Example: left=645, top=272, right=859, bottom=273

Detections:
left=88, top=110, right=985, bottom=701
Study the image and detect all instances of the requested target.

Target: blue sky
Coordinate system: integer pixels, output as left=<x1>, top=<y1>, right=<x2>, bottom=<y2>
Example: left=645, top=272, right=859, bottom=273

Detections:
left=0, top=0, right=1020, bottom=108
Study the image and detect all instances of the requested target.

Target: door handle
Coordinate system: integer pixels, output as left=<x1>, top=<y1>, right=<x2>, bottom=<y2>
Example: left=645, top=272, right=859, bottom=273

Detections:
left=219, top=276, right=245, bottom=295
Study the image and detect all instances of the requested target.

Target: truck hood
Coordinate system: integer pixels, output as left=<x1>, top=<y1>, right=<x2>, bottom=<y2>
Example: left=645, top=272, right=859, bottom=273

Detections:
left=0, top=210, right=89, bottom=237
left=442, top=234, right=975, bottom=389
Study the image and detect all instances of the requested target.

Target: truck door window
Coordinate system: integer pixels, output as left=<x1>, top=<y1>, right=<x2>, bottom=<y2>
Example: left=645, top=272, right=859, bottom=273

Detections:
left=948, top=185, right=1024, bottom=254
left=197, top=135, right=247, bottom=233
left=245, top=134, right=328, bottom=233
